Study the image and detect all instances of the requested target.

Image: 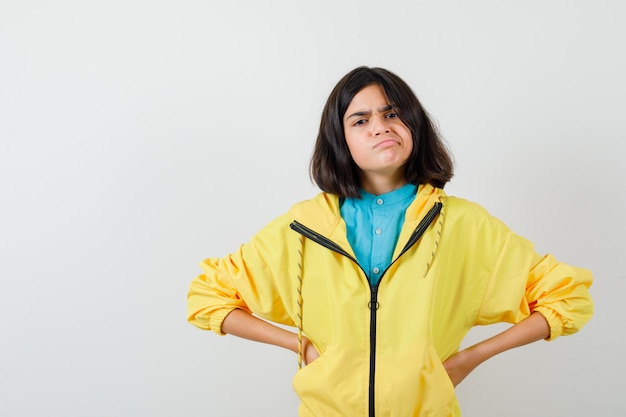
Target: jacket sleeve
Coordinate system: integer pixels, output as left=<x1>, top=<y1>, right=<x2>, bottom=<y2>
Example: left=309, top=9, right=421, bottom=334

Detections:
left=187, top=214, right=298, bottom=335
left=523, top=252, right=594, bottom=340
left=474, top=219, right=594, bottom=341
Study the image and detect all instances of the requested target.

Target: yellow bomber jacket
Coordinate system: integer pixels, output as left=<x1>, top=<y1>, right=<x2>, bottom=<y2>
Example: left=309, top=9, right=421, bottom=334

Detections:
left=187, top=184, right=594, bottom=417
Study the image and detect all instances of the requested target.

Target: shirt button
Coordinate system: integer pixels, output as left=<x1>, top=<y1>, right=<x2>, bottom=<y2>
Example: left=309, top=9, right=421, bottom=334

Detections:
left=375, top=228, right=382, bottom=235
left=372, top=267, right=380, bottom=274
left=376, top=198, right=384, bottom=205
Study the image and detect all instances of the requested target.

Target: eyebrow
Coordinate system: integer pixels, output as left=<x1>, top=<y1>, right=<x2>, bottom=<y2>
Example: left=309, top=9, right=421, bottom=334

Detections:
left=345, top=104, right=394, bottom=121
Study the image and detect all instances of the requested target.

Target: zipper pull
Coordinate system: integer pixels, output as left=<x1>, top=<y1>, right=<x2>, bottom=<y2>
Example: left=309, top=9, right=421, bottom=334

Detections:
left=368, top=287, right=379, bottom=310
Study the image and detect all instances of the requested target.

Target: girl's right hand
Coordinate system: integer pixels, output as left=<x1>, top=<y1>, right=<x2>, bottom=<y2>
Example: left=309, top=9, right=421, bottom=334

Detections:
left=302, top=336, right=320, bottom=365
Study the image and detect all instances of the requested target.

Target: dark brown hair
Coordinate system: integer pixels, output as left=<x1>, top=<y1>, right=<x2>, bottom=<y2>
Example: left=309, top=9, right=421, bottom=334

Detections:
left=310, top=66, right=454, bottom=198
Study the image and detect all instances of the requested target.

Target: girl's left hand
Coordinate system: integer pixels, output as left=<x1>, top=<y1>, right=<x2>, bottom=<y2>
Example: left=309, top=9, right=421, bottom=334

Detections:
left=442, top=348, right=480, bottom=387
left=442, top=312, right=551, bottom=387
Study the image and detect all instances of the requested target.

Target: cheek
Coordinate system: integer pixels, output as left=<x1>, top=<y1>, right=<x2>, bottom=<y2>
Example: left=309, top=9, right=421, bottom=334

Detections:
left=346, top=143, right=365, bottom=163
left=345, top=143, right=369, bottom=169
left=403, top=130, right=414, bottom=153
left=405, top=139, right=414, bottom=155
left=344, top=133, right=363, bottom=156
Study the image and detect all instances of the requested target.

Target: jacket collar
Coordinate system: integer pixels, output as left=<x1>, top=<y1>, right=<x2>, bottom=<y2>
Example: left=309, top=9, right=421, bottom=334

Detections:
left=291, top=184, right=446, bottom=243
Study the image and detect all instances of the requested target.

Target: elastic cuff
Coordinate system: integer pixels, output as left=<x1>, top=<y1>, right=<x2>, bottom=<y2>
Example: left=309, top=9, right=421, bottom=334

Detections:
left=209, top=307, right=238, bottom=336
left=533, top=306, right=563, bottom=341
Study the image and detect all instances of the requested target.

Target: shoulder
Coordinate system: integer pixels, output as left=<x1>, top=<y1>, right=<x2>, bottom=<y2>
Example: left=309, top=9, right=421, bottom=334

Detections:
left=285, top=192, right=344, bottom=237
left=289, top=192, right=341, bottom=225
left=254, top=192, right=340, bottom=237
left=442, top=194, right=511, bottom=235
left=289, top=192, right=340, bottom=216
left=444, top=195, right=493, bottom=218
left=442, top=193, right=535, bottom=250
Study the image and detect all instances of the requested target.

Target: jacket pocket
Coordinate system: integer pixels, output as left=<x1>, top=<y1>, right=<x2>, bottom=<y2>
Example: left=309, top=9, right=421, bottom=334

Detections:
left=374, top=343, right=457, bottom=416
left=292, top=345, right=368, bottom=417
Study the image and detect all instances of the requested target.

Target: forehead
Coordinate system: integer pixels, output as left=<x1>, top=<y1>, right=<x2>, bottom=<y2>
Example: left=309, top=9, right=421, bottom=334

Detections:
left=347, top=84, right=389, bottom=110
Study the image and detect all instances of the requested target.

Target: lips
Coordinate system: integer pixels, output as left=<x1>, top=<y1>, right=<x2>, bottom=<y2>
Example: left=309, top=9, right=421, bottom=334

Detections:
left=373, top=138, right=399, bottom=148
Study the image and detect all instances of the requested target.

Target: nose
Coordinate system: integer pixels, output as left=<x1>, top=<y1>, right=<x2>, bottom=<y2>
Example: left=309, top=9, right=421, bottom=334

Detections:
left=372, top=116, right=390, bottom=136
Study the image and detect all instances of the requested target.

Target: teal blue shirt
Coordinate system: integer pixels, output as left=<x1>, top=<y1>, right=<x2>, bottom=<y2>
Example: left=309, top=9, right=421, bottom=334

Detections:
left=340, top=184, right=418, bottom=285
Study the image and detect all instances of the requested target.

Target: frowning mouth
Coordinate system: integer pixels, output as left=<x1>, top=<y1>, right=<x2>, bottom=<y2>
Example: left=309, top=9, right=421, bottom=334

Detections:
left=373, top=139, right=399, bottom=148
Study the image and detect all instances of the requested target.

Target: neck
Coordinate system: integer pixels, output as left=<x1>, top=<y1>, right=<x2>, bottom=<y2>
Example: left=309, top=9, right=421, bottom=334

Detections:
left=360, top=174, right=408, bottom=196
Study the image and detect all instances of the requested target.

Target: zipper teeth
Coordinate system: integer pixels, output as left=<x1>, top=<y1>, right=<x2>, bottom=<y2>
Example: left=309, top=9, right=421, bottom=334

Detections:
left=290, top=201, right=443, bottom=417
left=368, top=286, right=378, bottom=417
left=398, top=202, right=443, bottom=258
left=368, top=201, right=442, bottom=417
left=376, top=201, right=443, bottom=279
left=290, top=202, right=442, bottom=282
left=289, top=221, right=365, bottom=273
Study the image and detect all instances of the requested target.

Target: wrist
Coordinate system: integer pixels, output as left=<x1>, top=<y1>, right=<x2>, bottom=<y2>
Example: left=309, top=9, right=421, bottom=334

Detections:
left=464, top=340, right=496, bottom=367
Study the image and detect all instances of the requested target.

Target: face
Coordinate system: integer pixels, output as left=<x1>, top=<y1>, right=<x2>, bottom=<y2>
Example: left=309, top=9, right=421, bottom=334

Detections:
left=343, top=84, right=413, bottom=193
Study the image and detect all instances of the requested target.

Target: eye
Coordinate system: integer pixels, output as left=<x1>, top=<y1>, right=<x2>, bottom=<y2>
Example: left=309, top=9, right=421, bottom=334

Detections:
left=353, top=119, right=367, bottom=126
left=386, top=112, right=398, bottom=119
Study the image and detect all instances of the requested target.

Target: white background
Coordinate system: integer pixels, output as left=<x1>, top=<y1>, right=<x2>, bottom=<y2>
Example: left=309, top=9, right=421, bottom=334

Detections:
left=1, top=1, right=624, bottom=416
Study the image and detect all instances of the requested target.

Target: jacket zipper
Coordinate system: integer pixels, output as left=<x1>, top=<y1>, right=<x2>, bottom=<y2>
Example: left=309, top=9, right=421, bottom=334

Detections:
left=289, top=201, right=442, bottom=417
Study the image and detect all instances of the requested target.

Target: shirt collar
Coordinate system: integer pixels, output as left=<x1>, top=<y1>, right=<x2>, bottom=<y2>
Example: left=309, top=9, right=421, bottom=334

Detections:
left=357, top=183, right=418, bottom=206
